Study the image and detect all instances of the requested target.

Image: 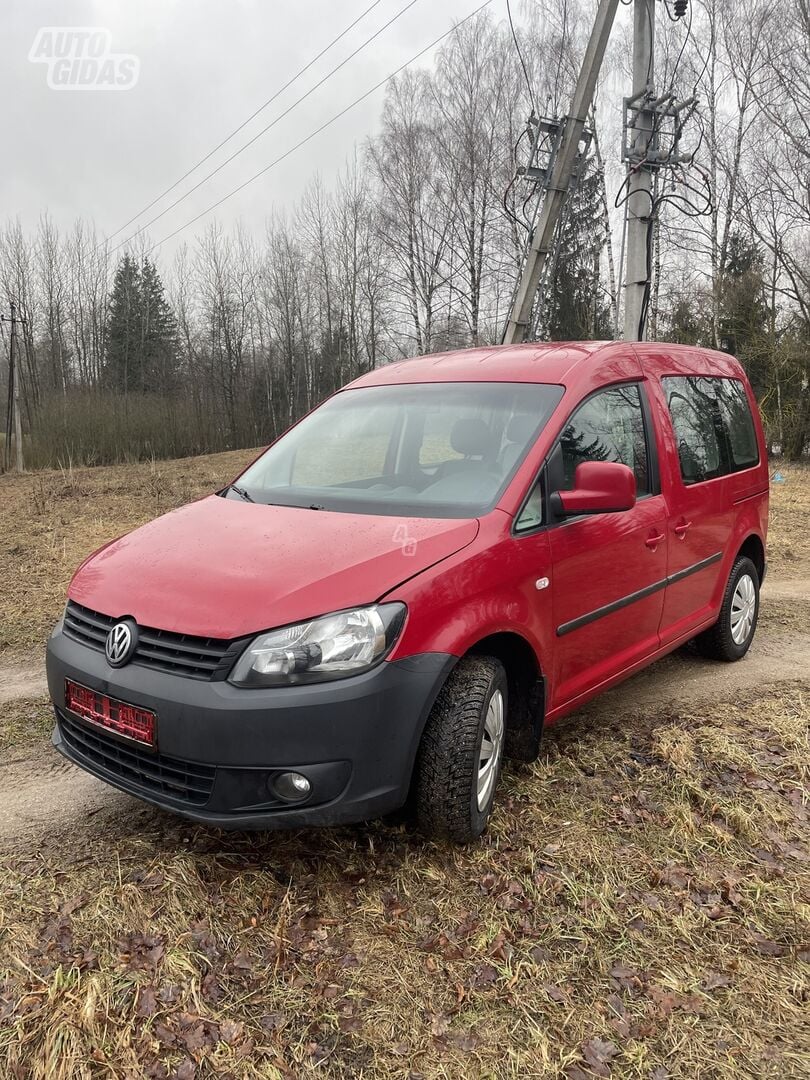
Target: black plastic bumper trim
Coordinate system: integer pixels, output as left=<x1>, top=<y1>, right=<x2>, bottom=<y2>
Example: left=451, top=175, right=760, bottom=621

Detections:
left=47, top=628, right=455, bottom=829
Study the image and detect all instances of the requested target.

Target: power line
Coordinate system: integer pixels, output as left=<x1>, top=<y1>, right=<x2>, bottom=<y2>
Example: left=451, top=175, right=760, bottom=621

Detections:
left=502, top=125, right=532, bottom=234
left=142, top=0, right=494, bottom=254
left=506, top=0, right=538, bottom=119
left=668, top=0, right=693, bottom=92
left=109, top=0, right=424, bottom=255
left=503, top=0, right=619, bottom=344
left=105, top=0, right=386, bottom=243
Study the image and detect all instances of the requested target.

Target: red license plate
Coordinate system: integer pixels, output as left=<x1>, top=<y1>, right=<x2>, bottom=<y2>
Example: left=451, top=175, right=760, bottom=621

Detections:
left=65, top=679, right=156, bottom=747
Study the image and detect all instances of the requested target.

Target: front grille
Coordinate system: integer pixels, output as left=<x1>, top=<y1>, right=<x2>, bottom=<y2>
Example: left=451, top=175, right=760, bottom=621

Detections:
left=58, top=708, right=216, bottom=807
left=63, top=600, right=239, bottom=680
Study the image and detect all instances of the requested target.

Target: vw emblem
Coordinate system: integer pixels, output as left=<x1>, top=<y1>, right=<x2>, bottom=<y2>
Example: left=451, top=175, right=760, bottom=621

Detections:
left=105, top=619, right=137, bottom=667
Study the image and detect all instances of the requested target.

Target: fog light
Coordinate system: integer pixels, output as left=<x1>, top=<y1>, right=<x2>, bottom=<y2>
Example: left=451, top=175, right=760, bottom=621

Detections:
left=273, top=771, right=311, bottom=802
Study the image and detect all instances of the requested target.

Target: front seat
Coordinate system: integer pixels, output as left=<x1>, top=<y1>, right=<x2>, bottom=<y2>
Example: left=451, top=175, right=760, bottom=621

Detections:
left=499, top=414, right=537, bottom=475
left=437, top=418, right=496, bottom=477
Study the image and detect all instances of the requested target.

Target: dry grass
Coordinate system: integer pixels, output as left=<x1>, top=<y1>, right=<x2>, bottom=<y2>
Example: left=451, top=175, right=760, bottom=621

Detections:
left=766, top=465, right=810, bottom=578
left=0, top=683, right=808, bottom=1079
left=0, top=449, right=256, bottom=658
left=0, top=457, right=808, bottom=1078
left=0, top=697, right=52, bottom=754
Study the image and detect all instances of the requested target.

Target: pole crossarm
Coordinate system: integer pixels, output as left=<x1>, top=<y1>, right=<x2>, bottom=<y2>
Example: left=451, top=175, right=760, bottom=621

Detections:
left=502, top=0, right=621, bottom=346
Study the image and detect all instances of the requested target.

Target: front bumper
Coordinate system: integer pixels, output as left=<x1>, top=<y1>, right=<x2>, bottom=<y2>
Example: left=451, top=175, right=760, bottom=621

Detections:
left=46, top=626, right=454, bottom=829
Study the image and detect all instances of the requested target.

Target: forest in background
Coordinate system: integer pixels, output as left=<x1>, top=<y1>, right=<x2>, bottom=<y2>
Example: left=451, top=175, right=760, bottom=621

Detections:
left=1, top=0, right=808, bottom=469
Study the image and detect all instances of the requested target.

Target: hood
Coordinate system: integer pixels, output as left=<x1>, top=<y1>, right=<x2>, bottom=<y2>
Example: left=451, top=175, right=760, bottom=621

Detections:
left=68, top=495, right=479, bottom=639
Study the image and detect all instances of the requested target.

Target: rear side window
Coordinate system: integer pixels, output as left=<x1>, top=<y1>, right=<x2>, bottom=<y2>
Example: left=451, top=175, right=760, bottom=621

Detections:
left=662, top=378, right=722, bottom=483
left=662, top=376, right=759, bottom=485
left=715, top=379, right=759, bottom=468
left=559, top=384, right=651, bottom=496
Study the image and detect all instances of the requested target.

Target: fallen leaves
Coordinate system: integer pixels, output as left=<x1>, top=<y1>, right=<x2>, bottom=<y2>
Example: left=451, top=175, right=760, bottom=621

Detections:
left=200, top=971, right=220, bottom=1003
left=750, top=934, right=789, bottom=958
left=646, top=985, right=703, bottom=1019
left=702, top=971, right=733, bottom=991
left=651, top=865, right=692, bottom=891
left=429, top=1013, right=449, bottom=1038
left=488, top=930, right=514, bottom=964
left=468, top=962, right=498, bottom=989
left=136, top=985, right=158, bottom=1018
left=610, top=964, right=645, bottom=994
left=581, top=1036, right=619, bottom=1077
left=1, top=671, right=808, bottom=1079
left=118, top=933, right=166, bottom=973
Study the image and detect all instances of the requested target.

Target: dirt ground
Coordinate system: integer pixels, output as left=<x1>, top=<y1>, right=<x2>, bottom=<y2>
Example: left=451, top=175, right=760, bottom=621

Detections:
left=0, top=457, right=807, bottom=1079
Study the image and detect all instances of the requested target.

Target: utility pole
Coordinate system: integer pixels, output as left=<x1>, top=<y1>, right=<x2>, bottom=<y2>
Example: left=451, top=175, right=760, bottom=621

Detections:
left=503, top=0, right=621, bottom=345
left=1, top=301, right=24, bottom=472
left=623, top=0, right=656, bottom=341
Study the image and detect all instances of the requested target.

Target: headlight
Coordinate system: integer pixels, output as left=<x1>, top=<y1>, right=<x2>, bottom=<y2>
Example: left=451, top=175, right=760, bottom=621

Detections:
left=228, top=603, right=406, bottom=687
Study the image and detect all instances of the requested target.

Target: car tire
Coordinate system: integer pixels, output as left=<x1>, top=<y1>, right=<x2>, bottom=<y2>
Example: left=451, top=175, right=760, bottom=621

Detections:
left=414, top=655, right=507, bottom=843
left=695, top=555, right=760, bottom=662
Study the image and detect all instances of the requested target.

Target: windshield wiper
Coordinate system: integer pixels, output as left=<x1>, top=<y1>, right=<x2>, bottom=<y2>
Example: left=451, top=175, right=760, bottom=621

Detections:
left=226, top=483, right=255, bottom=503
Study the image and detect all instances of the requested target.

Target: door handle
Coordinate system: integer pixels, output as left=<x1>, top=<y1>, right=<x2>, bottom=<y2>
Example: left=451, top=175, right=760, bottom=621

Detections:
left=674, top=520, right=692, bottom=538
left=645, top=533, right=665, bottom=549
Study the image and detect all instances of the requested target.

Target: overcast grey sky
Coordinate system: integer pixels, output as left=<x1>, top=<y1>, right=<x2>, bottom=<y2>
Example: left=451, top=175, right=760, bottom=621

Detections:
left=3, top=0, right=505, bottom=260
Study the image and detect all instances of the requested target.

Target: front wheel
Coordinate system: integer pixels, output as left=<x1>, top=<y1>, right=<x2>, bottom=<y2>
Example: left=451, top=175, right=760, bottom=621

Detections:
left=695, top=555, right=760, bottom=661
left=414, top=655, right=507, bottom=843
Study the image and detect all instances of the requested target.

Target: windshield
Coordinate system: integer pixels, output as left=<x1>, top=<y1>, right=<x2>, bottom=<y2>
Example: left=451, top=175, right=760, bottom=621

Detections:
left=227, top=381, right=564, bottom=518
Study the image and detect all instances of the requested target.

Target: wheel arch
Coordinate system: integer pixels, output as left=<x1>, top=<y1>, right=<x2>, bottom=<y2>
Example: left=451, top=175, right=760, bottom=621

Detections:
left=465, top=630, right=546, bottom=762
left=735, top=532, right=766, bottom=583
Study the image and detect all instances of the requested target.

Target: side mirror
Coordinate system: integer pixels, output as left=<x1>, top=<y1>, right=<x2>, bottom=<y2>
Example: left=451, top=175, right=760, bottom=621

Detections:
left=552, top=461, right=637, bottom=518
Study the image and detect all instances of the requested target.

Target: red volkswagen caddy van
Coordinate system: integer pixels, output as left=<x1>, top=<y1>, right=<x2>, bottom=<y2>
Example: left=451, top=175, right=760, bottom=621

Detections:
left=47, top=342, right=768, bottom=841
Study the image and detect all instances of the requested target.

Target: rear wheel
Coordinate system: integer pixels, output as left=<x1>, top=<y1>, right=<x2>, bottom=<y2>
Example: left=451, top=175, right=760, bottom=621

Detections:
left=414, top=655, right=507, bottom=843
left=695, top=555, right=760, bottom=661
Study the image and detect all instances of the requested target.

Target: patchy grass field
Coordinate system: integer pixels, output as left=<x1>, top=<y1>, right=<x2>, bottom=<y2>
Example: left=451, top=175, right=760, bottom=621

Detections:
left=0, top=450, right=256, bottom=657
left=1, top=683, right=808, bottom=1079
left=0, top=457, right=808, bottom=1079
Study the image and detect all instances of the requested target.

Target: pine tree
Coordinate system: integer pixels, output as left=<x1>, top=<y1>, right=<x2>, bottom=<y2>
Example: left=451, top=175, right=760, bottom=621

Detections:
left=719, top=234, right=768, bottom=352
left=104, top=255, right=141, bottom=393
left=139, top=257, right=178, bottom=393
left=718, top=233, right=770, bottom=395
left=104, top=256, right=178, bottom=393
left=544, top=165, right=611, bottom=341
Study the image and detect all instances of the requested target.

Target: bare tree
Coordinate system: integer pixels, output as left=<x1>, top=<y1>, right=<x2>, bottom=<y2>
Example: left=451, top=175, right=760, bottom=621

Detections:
left=368, top=70, right=452, bottom=354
